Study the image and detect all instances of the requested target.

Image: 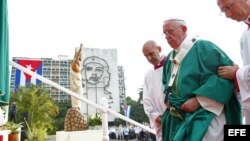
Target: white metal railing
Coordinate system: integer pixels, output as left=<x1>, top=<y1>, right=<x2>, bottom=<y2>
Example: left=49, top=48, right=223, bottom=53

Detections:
left=10, top=61, right=155, bottom=141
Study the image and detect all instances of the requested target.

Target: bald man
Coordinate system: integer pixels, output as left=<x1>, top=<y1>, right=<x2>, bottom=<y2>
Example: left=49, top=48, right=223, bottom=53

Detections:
left=142, top=40, right=166, bottom=141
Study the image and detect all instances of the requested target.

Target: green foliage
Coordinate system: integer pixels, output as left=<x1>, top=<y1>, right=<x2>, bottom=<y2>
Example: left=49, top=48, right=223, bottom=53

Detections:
left=126, top=96, right=137, bottom=105
left=24, top=119, right=47, bottom=141
left=87, top=113, right=102, bottom=126
left=5, top=121, right=23, bottom=134
left=130, top=103, right=149, bottom=123
left=10, top=84, right=59, bottom=140
left=125, top=96, right=149, bottom=124
left=114, top=118, right=126, bottom=126
left=53, top=100, right=72, bottom=133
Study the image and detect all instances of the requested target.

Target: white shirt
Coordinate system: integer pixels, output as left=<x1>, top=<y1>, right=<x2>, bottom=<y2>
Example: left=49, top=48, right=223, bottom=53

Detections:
left=143, top=65, right=166, bottom=129
left=237, top=25, right=250, bottom=124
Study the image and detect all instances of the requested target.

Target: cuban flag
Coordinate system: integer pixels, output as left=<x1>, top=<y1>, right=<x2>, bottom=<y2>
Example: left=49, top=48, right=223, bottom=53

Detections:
left=126, top=105, right=131, bottom=118
left=121, top=104, right=131, bottom=118
left=15, top=59, right=43, bottom=90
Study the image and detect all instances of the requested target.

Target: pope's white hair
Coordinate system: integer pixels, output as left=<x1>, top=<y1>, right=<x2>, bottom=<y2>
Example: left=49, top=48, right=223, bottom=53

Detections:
left=163, top=18, right=187, bottom=26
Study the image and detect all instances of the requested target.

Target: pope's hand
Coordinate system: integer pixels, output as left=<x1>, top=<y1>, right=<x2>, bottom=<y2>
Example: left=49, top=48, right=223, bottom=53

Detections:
left=181, top=97, right=200, bottom=112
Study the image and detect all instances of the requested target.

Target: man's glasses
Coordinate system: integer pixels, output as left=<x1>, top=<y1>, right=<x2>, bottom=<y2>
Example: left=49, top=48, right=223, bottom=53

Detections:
left=163, top=25, right=182, bottom=36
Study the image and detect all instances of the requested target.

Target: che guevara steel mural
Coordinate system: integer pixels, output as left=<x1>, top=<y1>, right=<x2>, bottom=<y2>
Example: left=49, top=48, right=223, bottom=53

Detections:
left=81, top=56, right=113, bottom=111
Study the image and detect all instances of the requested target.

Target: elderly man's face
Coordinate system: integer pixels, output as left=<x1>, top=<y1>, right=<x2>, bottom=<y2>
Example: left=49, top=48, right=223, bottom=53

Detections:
left=162, top=20, right=186, bottom=49
left=217, top=0, right=248, bottom=22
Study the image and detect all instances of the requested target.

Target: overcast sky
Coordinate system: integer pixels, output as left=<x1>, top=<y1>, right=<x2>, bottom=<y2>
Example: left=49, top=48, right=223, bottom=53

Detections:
left=8, top=0, right=246, bottom=100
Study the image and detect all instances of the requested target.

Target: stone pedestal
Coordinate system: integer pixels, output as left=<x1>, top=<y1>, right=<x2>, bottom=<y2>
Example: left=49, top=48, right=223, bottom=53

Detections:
left=88, top=125, right=102, bottom=130
left=56, top=130, right=103, bottom=141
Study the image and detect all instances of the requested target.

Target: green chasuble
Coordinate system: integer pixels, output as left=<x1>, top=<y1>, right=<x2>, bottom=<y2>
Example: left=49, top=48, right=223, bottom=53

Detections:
left=162, top=39, right=241, bottom=141
left=0, top=0, right=10, bottom=106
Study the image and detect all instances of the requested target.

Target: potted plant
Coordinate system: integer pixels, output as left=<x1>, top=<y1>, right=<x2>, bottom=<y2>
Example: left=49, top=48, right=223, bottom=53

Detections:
left=5, top=121, right=23, bottom=141
left=87, top=113, right=102, bottom=130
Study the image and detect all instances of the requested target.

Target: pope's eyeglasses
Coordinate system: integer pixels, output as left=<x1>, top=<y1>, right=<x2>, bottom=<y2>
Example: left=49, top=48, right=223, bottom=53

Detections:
left=163, top=25, right=182, bottom=36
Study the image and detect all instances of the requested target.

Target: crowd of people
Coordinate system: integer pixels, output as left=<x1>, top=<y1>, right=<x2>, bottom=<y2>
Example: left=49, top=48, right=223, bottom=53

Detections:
left=109, top=123, right=156, bottom=141
left=140, top=0, right=250, bottom=141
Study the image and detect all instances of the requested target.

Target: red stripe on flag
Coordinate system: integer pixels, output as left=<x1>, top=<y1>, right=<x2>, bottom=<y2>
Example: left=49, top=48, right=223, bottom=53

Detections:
left=18, top=59, right=42, bottom=81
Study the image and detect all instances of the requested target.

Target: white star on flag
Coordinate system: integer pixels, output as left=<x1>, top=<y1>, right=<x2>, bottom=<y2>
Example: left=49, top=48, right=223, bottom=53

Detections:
left=26, top=64, right=33, bottom=71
